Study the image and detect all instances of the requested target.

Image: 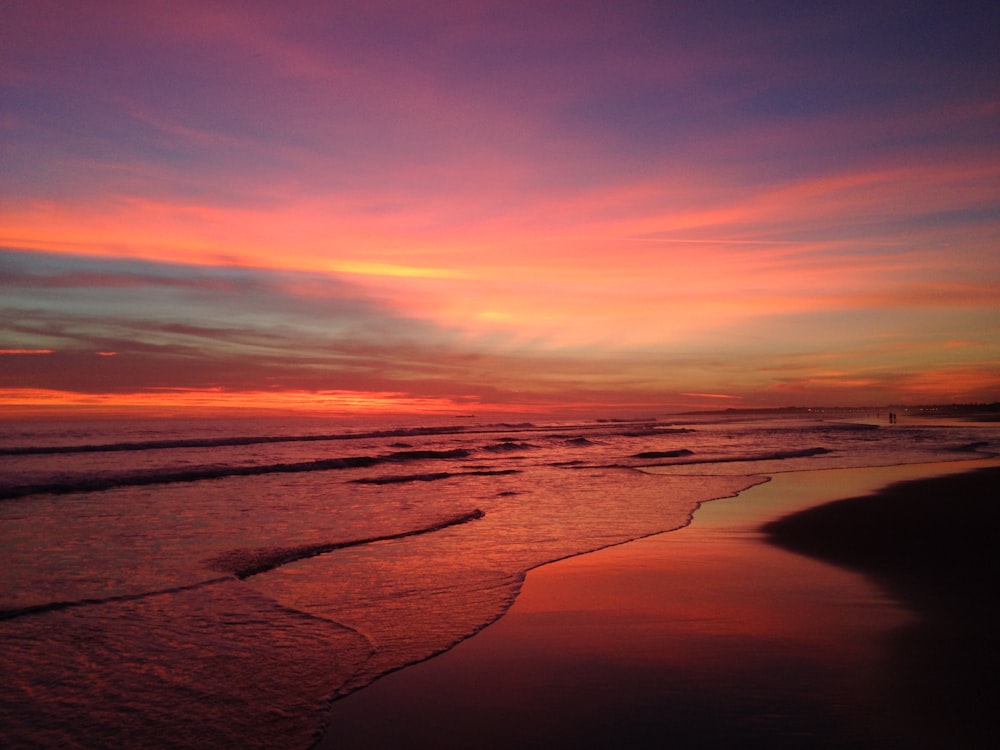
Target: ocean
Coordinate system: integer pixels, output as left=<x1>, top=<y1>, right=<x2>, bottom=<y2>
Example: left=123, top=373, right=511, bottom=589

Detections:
left=1, top=410, right=996, bottom=748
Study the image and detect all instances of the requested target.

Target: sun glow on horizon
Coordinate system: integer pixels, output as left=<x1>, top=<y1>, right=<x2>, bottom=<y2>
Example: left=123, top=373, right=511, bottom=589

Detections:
left=0, top=388, right=488, bottom=418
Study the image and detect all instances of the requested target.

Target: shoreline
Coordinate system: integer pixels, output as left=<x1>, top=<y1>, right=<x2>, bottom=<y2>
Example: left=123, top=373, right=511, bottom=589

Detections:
left=318, top=458, right=1000, bottom=749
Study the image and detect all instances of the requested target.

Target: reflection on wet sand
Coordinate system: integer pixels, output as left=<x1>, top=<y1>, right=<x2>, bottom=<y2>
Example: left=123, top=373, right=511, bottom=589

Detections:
left=320, top=460, right=1000, bottom=749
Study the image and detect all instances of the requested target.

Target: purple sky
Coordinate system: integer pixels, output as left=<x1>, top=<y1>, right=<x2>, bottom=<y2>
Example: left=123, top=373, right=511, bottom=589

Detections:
left=2, top=1, right=998, bottom=414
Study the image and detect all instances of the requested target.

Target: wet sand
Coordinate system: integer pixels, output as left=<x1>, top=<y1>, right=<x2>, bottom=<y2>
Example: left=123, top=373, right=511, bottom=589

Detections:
left=763, top=463, right=1000, bottom=750
left=318, top=459, right=1000, bottom=749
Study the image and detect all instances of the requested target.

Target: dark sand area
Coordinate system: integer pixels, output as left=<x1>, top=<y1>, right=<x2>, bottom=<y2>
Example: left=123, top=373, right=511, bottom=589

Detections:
left=763, top=464, right=1000, bottom=750
left=318, top=459, right=1000, bottom=750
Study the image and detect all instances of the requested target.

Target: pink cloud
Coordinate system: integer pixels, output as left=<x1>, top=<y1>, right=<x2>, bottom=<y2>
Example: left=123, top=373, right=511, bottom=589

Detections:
left=3, top=3, right=997, bottom=411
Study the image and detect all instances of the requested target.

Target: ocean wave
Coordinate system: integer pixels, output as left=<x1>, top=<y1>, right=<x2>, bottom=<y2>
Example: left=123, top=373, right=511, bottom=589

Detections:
left=350, top=469, right=520, bottom=485
left=822, top=422, right=881, bottom=431
left=952, top=440, right=993, bottom=453
left=620, top=428, right=696, bottom=437
left=207, top=509, right=486, bottom=579
left=0, top=577, right=233, bottom=622
left=0, top=448, right=472, bottom=501
left=0, top=426, right=471, bottom=456
left=631, top=447, right=833, bottom=466
left=632, top=449, right=695, bottom=459
left=0, top=419, right=668, bottom=456
left=481, top=441, right=538, bottom=452
left=0, top=510, right=487, bottom=621
left=544, top=435, right=597, bottom=445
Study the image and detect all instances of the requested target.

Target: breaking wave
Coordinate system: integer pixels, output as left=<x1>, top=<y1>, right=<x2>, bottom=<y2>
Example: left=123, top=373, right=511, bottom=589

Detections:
left=350, top=469, right=519, bottom=485
left=207, top=509, right=487, bottom=579
left=0, top=510, right=487, bottom=620
left=0, top=448, right=472, bottom=501
left=0, top=426, right=472, bottom=456
left=627, top=447, right=833, bottom=466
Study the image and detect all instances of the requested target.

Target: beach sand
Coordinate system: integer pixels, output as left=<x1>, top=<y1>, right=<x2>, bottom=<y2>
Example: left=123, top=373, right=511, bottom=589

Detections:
left=317, top=459, right=1000, bottom=749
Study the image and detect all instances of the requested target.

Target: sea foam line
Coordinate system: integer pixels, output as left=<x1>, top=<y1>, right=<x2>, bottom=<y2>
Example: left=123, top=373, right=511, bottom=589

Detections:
left=0, top=419, right=672, bottom=457
left=0, top=427, right=469, bottom=456
left=628, top=446, right=833, bottom=465
left=0, top=509, right=486, bottom=621
left=349, top=469, right=519, bottom=485
left=0, top=448, right=472, bottom=501
left=209, top=508, right=486, bottom=579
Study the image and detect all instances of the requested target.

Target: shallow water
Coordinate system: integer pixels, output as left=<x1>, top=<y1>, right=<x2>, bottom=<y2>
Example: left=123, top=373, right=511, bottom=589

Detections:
left=1, top=412, right=997, bottom=748
left=320, top=459, right=1000, bottom=750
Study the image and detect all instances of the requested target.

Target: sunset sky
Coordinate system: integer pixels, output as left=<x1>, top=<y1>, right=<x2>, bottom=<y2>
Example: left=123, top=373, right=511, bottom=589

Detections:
left=2, top=1, right=998, bottom=416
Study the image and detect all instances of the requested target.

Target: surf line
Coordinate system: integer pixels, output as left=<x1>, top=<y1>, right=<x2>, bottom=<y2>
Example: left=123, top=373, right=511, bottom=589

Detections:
left=0, top=510, right=486, bottom=622
left=213, top=509, right=487, bottom=579
left=0, top=449, right=473, bottom=501
left=0, top=577, right=235, bottom=622
left=0, top=427, right=470, bottom=456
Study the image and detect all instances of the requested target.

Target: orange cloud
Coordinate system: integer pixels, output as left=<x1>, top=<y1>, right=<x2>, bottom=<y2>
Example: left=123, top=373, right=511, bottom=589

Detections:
left=0, top=387, right=484, bottom=418
left=3, top=3, right=998, bottom=412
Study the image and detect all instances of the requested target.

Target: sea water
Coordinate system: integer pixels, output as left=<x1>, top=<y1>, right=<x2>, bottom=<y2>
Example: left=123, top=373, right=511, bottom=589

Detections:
left=1, top=411, right=996, bottom=748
